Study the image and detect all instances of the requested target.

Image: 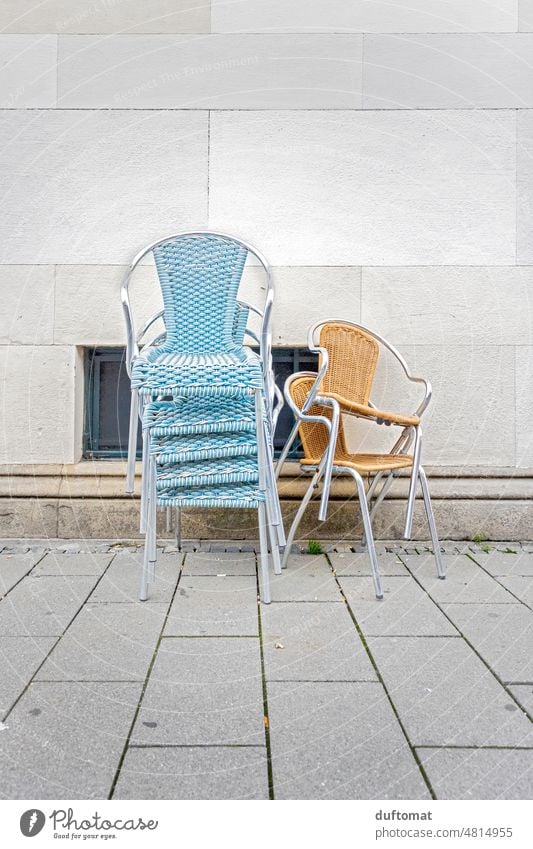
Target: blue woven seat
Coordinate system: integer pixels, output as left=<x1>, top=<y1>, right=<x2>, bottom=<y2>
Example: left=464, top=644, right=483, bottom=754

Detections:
left=152, top=431, right=257, bottom=464
left=156, top=484, right=265, bottom=509
left=143, top=396, right=258, bottom=437
left=156, top=456, right=260, bottom=490
left=131, top=346, right=263, bottom=397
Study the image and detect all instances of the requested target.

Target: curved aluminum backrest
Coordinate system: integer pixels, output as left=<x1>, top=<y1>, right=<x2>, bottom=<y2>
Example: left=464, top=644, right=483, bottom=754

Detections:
left=307, top=319, right=432, bottom=417
left=122, top=230, right=274, bottom=379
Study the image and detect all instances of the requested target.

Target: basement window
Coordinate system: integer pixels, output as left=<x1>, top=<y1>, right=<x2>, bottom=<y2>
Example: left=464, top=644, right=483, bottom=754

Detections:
left=83, top=347, right=317, bottom=459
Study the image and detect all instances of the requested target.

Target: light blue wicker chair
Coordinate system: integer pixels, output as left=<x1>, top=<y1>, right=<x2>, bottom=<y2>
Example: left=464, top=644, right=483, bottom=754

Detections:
left=121, top=231, right=284, bottom=603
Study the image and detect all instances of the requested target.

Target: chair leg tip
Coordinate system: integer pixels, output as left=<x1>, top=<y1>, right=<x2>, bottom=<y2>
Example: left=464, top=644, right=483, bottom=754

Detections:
left=376, top=593, right=384, bottom=600
left=438, top=574, right=446, bottom=581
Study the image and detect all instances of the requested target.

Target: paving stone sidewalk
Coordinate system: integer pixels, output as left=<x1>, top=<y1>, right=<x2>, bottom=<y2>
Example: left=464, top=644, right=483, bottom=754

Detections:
left=0, top=539, right=532, bottom=800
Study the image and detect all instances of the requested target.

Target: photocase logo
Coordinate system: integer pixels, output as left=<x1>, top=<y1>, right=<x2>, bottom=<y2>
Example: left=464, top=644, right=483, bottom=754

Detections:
left=20, top=810, right=46, bottom=837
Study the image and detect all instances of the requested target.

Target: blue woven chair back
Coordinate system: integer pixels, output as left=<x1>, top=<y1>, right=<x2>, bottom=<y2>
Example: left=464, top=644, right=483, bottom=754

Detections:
left=153, top=233, right=248, bottom=353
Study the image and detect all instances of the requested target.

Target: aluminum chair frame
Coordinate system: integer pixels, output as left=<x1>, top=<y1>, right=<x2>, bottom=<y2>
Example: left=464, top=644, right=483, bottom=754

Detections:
left=124, top=298, right=284, bottom=552
left=121, top=231, right=284, bottom=601
left=277, top=320, right=431, bottom=540
left=281, top=370, right=445, bottom=598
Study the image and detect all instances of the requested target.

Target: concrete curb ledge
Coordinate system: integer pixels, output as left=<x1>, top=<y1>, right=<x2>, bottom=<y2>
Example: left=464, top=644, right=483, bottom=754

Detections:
left=0, top=462, right=531, bottom=540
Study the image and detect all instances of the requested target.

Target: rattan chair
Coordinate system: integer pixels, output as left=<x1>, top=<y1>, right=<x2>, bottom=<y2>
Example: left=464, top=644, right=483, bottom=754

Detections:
left=121, top=231, right=284, bottom=603
left=278, top=320, right=445, bottom=598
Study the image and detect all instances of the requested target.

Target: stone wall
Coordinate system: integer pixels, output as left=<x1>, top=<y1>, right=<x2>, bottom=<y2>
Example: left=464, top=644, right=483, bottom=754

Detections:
left=1, top=2, right=532, bottom=536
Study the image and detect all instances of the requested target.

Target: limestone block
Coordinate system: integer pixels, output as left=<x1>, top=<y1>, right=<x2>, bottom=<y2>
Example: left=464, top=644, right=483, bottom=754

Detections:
left=209, top=110, right=515, bottom=265
left=0, top=266, right=54, bottom=344
left=0, top=110, right=208, bottom=264
left=0, top=345, right=80, bottom=463
left=58, top=34, right=362, bottom=109
left=54, top=264, right=162, bottom=345
left=515, top=346, right=533, bottom=468
left=0, top=1, right=209, bottom=33
left=517, top=109, right=533, bottom=263
left=0, top=34, right=56, bottom=107
left=362, top=267, right=533, bottom=347
left=364, top=34, right=533, bottom=109
left=519, top=1, right=533, bottom=30
left=212, top=1, right=518, bottom=34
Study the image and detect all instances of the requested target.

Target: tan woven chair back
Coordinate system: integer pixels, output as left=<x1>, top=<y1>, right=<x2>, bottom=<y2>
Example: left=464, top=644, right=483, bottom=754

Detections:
left=290, top=375, right=349, bottom=463
left=319, top=322, right=379, bottom=405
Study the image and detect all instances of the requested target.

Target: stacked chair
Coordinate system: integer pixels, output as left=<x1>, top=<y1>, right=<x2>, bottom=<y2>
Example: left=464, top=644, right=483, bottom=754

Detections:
left=277, top=320, right=445, bottom=599
left=121, top=231, right=284, bottom=604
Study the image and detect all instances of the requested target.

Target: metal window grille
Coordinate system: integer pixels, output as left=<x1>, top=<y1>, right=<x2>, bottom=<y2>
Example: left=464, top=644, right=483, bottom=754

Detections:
left=83, top=347, right=317, bottom=459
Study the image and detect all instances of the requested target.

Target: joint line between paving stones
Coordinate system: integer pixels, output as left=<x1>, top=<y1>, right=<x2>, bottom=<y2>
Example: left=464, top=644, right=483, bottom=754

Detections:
left=129, top=744, right=266, bottom=749
left=256, top=561, right=275, bottom=801
left=0, top=549, right=49, bottom=603
left=1, top=552, right=119, bottom=723
left=325, top=552, right=437, bottom=800
left=398, top=555, right=533, bottom=725
left=466, top=552, right=533, bottom=612
left=415, top=744, right=533, bottom=750
left=108, top=552, right=185, bottom=800
left=161, top=634, right=257, bottom=639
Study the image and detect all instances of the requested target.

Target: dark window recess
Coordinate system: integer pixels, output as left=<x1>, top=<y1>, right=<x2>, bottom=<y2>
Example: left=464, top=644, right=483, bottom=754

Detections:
left=84, top=347, right=317, bottom=459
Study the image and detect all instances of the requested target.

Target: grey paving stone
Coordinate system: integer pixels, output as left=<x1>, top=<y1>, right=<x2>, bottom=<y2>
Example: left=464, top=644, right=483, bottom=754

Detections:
left=268, top=681, right=429, bottom=799
left=0, top=636, right=56, bottom=715
left=35, top=603, right=167, bottom=681
left=182, top=551, right=256, bottom=576
left=469, top=550, right=533, bottom=576
left=418, top=748, right=533, bottom=800
left=507, top=685, right=533, bottom=717
left=442, top=603, right=533, bottom=683
left=164, top=575, right=258, bottom=636
left=271, top=555, right=340, bottom=602
left=90, top=552, right=180, bottom=602
left=261, top=602, right=377, bottom=682
left=0, top=550, right=45, bottom=596
left=32, top=551, right=113, bottom=576
left=402, top=554, right=516, bottom=603
left=0, top=575, right=99, bottom=636
left=496, top=576, right=533, bottom=607
left=368, top=637, right=533, bottom=747
left=0, top=681, right=142, bottom=799
left=115, top=746, right=269, bottom=800
left=132, top=637, right=264, bottom=746
left=329, top=552, right=407, bottom=576
left=340, top=577, right=458, bottom=637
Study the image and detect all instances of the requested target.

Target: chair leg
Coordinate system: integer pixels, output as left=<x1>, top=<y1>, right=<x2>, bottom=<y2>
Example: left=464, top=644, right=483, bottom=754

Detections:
left=266, top=490, right=282, bottom=575
left=361, top=472, right=394, bottom=548
left=418, top=466, right=445, bottom=580
left=281, top=469, right=321, bottom=569
left=275, top=421, right=298, bottom=480
left=318, top=404, right=340, bottom=522
left=258, top=502, right=271, bottom=604
left=350, top=469, right=384, bottom=600
left=263, top=419, right=284, bottom=533
left=264, top=444, right=286, bottom=550
left=126, top=389, right=139, bottom=494
left=165, top=506, right=173, bottom=533
left=404, top=426, right=422, bottom=540
left=255, top=388, right=273, bottom=599
left=176, top=506, right=182, bottom=550
left=148, top=456, right=157, bottom=567
left=140, top=428, right=150, bottom=534
left=140, top=462, right=154, bottom=601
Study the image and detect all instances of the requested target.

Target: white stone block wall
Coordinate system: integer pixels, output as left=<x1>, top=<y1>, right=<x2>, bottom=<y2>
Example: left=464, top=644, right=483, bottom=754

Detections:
left=0, top=1, right=531, bottom=474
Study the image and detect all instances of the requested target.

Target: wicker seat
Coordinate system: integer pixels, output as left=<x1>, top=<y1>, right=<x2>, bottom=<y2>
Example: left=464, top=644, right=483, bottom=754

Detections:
left=121, top=231, right=284, bottom=603
left=278, top=323, right=445, bottom=599
left=131, top=347, right=264, bottom=397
